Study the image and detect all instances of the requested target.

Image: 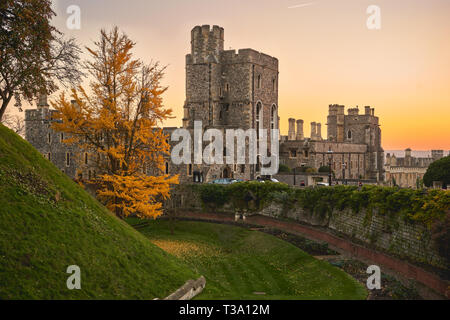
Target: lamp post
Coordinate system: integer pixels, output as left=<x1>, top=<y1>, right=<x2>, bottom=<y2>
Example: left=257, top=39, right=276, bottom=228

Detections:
left=327, top=148, right=333, bottom=186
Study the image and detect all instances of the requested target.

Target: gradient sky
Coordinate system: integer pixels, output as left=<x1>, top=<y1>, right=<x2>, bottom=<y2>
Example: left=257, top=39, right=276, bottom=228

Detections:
left=37, top=0, right=450, bottom=150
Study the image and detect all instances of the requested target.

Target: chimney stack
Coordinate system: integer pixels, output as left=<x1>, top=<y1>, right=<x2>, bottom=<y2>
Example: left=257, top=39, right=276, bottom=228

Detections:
left=317, top=123, right=322, bottom=140
left=310, top=122, right=317, bottom=140
left=288, top=118, right=296, bottom=140
left=296, top=119, right=304, bottom=140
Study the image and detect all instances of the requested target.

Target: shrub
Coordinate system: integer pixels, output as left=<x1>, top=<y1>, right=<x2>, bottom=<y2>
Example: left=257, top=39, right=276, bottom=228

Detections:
left=278, top=164, right=291, bottom=173
left=318, top=166, right=331, bottom=173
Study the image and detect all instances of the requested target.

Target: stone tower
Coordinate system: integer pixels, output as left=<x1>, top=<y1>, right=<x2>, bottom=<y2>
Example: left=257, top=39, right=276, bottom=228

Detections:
left=326, top=104, right=384, bottom=180
left=180, top=25, right=279, bottom=181
left=183, top=25, right=279, bottom=132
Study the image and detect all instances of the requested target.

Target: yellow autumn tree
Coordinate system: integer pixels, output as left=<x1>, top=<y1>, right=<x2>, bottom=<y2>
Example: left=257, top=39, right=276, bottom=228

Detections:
left=52, top=27, right=178, bottom=219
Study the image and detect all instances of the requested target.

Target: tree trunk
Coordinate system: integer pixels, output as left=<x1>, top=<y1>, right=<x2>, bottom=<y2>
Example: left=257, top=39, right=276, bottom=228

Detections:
left=0, top=97, right=12, bottom=122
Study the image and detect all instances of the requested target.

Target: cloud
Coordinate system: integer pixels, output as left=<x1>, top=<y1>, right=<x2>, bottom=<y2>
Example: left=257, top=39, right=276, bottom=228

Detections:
left=288, top=2, right=316, bottom=9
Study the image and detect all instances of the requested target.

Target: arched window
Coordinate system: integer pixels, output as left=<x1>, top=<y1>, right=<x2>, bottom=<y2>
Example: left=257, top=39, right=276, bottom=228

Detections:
left=347, top=130, right=352, bottom=139
left=271, top=105, right=277, bottom=129
left=256, top=102, right=262, bottom=139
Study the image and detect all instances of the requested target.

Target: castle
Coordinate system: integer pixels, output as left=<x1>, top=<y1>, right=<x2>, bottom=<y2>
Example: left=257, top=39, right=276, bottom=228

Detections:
left=25, top=25, right=384, bottom=184
left=279, top=104, right=384, bottom=183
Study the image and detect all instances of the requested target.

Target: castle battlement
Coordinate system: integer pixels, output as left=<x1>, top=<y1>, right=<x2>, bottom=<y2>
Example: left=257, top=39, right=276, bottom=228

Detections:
left=187, top=24, right=278, bottom=68
left=328, top=104, right=345, bottom=116
left=25, top=108, right=58, bottom=122
left=347, top=107, right=359, bottom=115
left=190, top=25, right=224, bottom=63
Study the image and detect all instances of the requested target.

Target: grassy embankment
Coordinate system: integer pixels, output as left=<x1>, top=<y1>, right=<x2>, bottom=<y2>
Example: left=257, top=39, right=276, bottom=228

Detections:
left=0, top=124, right=198, bottom=299
left=128, top=218, right=368, bottom=300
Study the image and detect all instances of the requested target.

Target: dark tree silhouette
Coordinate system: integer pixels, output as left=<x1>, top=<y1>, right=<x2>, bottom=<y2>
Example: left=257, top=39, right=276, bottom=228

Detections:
left=423, top=156, right=450, bottom=189
left=0, top=0, right=83, bottom=121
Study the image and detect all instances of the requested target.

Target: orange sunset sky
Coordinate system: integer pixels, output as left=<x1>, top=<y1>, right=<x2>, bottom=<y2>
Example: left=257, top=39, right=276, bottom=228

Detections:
left=28, top=0, right=450, bottom=150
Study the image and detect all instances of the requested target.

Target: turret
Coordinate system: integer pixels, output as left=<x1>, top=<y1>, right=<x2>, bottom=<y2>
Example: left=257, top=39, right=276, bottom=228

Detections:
left=37, top=93, right=49, bottom=109
left=191, top=25, right=224, bottom=63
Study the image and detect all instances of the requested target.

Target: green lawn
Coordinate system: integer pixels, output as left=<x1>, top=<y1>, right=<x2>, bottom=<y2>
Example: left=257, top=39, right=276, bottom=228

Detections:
left=0, top=124, right=198, bottom=299
left=128, top=219, right=368, bottom=300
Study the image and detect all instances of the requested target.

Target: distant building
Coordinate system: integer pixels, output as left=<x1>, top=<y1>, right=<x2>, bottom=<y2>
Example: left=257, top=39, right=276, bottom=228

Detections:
left=384, top=148, right=444, bottom=188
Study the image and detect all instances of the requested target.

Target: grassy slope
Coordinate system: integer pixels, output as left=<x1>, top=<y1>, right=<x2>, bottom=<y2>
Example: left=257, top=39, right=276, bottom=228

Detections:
left=128, top=219, right=368, bottom=300
left=0, top=124, right=198, bottom=299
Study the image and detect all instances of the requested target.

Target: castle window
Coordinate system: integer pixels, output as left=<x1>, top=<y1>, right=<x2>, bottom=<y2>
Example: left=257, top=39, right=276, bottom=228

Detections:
left=347, top=130, right=352, bottom=140
left=240, top=165, right=245, bottom=173
left=256, top=102, right=262, bottom=139
left=257, top=75, right=261, bottom=89
left=60, top=133, right=64, bottom=142
left=272, top=78, right=276, bottom=92
left=84, top=152, right=88, bottom=165
left=304, top=150, right=309, bottom=158
left=219, top=86, right=223, bottom=97
left=47, top=153, right=51, bottom=161
left=165, top=161, right=169, bottom=174
left=66, top=153, right=70, bottom=167
left=271, top=105, right=277, bottom=129
left=225, top=83, right=230, bottom=92
left=48, top=132, right=51, bottom=144
left=88, top=170, right=92, bottom=180
left=289, top=149, right=297, bottom=158
left=187, top=164, right=192, bottom=176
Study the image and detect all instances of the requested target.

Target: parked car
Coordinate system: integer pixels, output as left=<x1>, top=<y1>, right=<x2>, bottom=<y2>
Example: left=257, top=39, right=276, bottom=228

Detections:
left=209, top=178, right=237, bottom=185
left=316, top=182, right=329, bottom=186
left=255, top=177, right=280, bottom=183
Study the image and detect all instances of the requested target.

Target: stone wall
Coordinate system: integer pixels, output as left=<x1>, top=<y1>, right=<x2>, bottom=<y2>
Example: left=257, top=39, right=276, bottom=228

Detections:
left=260, top=204, right=446, bottom=269
left=327, top=209, right=444, bottom=267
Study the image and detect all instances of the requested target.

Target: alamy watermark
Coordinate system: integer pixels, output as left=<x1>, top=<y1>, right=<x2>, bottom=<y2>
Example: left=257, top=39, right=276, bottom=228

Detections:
left=170, top=121, right=279, bottom=176
left=66, top=5, right=81, bottom=30
left=366, top=265, right=381, bottom=290
left=66, top=265, right=81, bottom=290
left=367, top=5, right=381, bottom=30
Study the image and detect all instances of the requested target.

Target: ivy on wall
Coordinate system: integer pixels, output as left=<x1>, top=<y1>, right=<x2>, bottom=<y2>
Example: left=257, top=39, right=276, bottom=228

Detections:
left=196, top=183, right=450, bottom=227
